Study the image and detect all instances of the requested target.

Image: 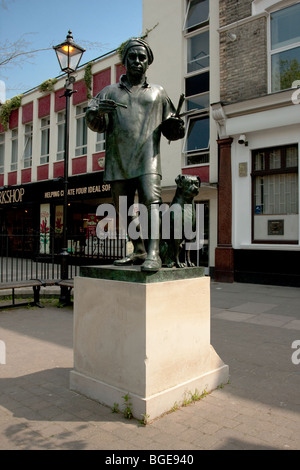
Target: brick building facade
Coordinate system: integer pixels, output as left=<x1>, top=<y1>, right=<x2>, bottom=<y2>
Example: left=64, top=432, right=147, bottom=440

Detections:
left=219, top=15, right=268, bottom=103
left=213, top=0, right=300, bottom=285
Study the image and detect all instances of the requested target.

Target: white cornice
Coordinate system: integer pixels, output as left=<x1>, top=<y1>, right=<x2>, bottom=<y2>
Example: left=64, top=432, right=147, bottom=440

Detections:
left=252, top=0, right=300, bottom=15
left=223, top=89, right=294, bottom=118
left=211, top=89, right=300, bottom=137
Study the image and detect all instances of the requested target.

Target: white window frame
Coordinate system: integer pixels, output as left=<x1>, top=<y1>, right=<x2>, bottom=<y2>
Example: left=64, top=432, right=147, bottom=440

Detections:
left=269, top=2, right=300, bottom=92
left=56, top=111, right=65, bottom=161
left=186, top=27, right=210, bottom=75
left=185, top=90, right=210, bottom=111
left=11, top=128, right=18, bottom=171
left=182, top=89, right=210, bottom=167
left=252, top=144, right=299, bottom=243
left=183, top=111, right=210, bottom=167
left=183, top=0, right=210, bottom=168
left=96, top=131, right=105, bottom=153
left=75, top=103, right=88, bottom=157
left=40, top=117, right=50, bottom=165
left=23, top=123, right=33, bottom=169
left=0, top=134, right=5, bottom=174
left=183, top=0, right=209, bottom=31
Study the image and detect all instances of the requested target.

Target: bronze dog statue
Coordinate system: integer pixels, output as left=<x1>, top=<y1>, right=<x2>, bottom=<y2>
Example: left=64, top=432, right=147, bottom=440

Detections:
left=160, top=174, right=201, bottom=268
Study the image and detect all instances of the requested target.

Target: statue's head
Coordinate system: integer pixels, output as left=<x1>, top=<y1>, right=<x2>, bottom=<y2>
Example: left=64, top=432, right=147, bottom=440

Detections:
left=121, top=38, right=154, bottom=66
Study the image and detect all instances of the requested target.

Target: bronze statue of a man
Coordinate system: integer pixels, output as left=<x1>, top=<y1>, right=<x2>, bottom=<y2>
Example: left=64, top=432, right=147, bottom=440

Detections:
left=86, top=38, right=185, bottom=271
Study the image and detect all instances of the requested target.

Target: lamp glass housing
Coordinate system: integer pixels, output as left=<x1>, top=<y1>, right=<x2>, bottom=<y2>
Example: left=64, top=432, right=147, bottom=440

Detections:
left=53, top=31, right=85, bottom=74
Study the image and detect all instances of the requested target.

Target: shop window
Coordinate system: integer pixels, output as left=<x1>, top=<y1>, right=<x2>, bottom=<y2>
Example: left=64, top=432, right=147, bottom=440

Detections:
left=270, top=3, right=300, bottom=92
left=184, top=0, right=209, bottom=32
left=11, top=129, right=18, bottom=171
left=96, top=131, right=105, bottom=152
left=0, top=134, right=4, bottom=174
left=23, top=123, right=32, bottom=168
left=57, top=111, right=65, bottom=161
left=187, top=29, right=209, bottom=74
left=252, top=145, right=298, bottom=242
left=40, top=117, right=50, bottom=164
left=75, top=103, right=87, bottom=157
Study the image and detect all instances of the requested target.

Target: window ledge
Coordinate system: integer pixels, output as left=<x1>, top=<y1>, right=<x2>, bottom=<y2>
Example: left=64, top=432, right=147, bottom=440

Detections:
left=238, top=243, right=300, bottom=250
left=182, top=163, right=209, bottom=169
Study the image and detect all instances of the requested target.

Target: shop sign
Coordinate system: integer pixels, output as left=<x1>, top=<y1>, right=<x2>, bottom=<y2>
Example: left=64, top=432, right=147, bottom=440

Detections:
left=44, top=183, right=111, bottom=200
left=0, top=187, right=25, bottom=204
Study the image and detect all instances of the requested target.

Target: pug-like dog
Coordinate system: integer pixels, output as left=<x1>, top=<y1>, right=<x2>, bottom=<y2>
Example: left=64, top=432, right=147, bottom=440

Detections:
left=160, top=174, right=201, bottom=268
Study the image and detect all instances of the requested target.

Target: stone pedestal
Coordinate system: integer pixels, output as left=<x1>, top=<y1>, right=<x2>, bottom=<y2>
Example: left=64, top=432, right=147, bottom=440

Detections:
left=70, top=265, right=229, bottom=421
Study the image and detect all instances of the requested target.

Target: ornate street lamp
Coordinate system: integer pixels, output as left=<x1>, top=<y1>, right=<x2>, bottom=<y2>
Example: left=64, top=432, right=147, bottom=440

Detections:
left=53, top=31, right=85, bottom=304
left=53, top=30, right=85, bottom=74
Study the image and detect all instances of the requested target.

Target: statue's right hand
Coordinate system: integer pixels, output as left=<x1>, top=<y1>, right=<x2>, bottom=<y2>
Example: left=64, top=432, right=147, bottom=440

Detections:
left=97, top=99, right=118, bottom=113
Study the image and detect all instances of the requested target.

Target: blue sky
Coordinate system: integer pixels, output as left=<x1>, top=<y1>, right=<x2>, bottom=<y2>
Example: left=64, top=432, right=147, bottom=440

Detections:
left=0, top=0, right=143, bottom=100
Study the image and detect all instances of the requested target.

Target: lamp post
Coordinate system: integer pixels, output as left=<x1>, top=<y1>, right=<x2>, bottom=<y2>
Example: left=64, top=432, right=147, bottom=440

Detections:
left=53, top=30, right=85, bottom=304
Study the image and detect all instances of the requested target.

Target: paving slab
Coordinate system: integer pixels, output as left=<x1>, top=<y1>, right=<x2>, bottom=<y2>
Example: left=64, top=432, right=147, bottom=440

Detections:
left=0, top=281, right=299, bottom=451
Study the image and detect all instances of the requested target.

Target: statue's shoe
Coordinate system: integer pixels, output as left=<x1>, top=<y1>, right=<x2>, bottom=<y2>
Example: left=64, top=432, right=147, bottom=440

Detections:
left=114, top=252, right=147, bottom=266
left=141, top=256, right=162, bottom=272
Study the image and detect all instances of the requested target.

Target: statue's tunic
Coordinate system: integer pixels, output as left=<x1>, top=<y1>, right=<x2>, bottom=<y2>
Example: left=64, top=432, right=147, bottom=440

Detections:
left=85, top=75, right=176, bottom=182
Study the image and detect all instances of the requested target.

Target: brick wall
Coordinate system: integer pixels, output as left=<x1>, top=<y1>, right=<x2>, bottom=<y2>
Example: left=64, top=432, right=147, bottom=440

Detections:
left=219, top=1, right=268, bottom=104
left=219, top=0, right=251, bottom=27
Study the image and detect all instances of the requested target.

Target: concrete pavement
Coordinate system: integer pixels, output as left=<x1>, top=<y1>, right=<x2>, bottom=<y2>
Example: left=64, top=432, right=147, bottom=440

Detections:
left=0, top=281, right=299, bottom=450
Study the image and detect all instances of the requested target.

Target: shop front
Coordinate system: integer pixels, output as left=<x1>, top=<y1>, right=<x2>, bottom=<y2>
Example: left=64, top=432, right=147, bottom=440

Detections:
left=213, top=93, right=300, bottom=286
left=0, top=172, right=112, bottom=259
left=0, top=171, right=210, bottom=270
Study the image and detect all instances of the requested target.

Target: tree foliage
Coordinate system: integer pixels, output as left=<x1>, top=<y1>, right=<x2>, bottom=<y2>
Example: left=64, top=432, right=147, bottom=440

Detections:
left=279, top=58, right=300, bottom=90
left=0, top=94, right=22, bottom=130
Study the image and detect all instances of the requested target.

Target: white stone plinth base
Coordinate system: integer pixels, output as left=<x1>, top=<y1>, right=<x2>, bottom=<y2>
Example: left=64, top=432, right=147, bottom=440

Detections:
left=70, top=267, right=229, bottom=421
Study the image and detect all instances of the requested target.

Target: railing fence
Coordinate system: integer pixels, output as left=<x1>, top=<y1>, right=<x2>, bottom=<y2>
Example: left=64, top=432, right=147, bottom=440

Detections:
left=0, top=232, right=128, bottom=283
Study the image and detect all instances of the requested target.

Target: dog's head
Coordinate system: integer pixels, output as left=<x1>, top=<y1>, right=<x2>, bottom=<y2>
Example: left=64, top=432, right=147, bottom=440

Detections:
left=175, top=175, right=201, bottom=199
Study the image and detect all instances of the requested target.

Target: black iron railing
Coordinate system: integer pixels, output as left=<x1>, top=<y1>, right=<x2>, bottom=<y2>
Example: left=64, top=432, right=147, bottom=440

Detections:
left=0, top=232, right=128, bottom=283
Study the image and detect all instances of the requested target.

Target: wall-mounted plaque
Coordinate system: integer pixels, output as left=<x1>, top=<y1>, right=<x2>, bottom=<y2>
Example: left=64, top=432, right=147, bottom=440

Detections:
left=268, top=220, right=284, bottom=235
left=239, top=162, right=248, bottom=177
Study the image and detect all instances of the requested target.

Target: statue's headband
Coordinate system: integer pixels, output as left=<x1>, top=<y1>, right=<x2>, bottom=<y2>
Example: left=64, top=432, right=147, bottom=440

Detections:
left=121, top=38, right=154, bottom=65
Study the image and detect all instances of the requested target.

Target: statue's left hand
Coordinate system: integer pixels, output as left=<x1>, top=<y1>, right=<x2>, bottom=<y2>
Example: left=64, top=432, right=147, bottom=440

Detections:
left=161, top=116, right=185, bottom=141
